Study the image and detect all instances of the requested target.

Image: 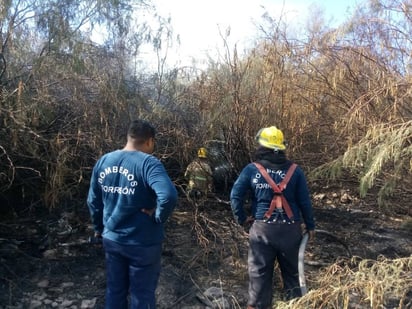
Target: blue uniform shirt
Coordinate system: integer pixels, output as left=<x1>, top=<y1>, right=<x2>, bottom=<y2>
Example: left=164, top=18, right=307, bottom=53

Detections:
left=87, top=150, right=178, bottom=245
left=230, top=161, right=315, bottom=230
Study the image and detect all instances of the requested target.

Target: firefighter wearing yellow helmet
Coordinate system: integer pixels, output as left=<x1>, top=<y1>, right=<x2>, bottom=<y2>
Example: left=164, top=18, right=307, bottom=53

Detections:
left=197, top=147, right=207, bottom=158
left=255, top=126, right=286, bottom=150
left=184, top=147, right=213, bottom=198
left=230, top=125, right=315, bottom=307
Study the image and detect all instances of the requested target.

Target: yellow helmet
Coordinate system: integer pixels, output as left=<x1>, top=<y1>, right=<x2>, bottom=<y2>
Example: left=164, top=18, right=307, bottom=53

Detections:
left=197, top=147, right=207, bottom=158
left=255, top=126, right=286, bottom=150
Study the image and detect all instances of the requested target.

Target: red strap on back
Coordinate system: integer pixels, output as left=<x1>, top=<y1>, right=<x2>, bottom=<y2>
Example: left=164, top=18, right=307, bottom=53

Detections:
left=253, top=162, right=297, bottom=220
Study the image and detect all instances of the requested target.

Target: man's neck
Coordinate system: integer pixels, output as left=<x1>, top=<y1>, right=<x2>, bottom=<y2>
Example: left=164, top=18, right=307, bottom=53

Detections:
left=122, top=142, right=140, bottom=152
left=123, top=137, right=154, bottom=154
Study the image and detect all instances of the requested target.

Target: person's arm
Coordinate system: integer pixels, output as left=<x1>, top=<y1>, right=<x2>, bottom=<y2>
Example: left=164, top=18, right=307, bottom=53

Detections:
left=295, top=168, right=315, bottom=239
left=87, top=165, right=104, bottom=235
left=184, top=164, right=190, bottom=179
left=146, top=158, right=178, bottom=223
left=184, top=161, right=195, bottom=179
left=230, top=166, right=252, bottom=225
left=206, top=164, right=214, bottom=191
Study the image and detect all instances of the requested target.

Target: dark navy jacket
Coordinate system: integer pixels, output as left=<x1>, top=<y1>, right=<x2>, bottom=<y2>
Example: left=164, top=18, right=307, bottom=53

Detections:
left=230, top=159, right=315, bottom=230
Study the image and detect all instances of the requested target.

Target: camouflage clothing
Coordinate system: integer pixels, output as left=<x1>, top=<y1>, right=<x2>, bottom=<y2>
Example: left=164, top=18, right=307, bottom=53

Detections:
left=184, top=159, right=213, bottom=195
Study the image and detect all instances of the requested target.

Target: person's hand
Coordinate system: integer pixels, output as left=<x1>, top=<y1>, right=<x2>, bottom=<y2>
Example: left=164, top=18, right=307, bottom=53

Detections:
left=89, top=232, right=102, bottom=244
left=308, top=230, right=315, bottom=242
left=242, top=216, right=255, bottom=233
left=301, top=224, right=315, bottom=242
left=243, top=216, right=255, bottom=225
left=141, top=208, right=156, bottom=216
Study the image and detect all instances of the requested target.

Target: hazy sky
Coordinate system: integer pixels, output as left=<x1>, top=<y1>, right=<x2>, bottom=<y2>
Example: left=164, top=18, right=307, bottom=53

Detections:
left=142, top=0, right=361, bottom=70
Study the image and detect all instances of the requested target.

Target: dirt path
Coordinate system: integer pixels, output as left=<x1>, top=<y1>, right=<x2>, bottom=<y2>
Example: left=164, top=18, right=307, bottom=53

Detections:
left=0, top=190, right=411, bottom=308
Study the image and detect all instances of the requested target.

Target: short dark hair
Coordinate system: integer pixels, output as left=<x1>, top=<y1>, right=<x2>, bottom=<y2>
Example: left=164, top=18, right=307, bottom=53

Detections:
left=127, top=119, right=156, bottom=144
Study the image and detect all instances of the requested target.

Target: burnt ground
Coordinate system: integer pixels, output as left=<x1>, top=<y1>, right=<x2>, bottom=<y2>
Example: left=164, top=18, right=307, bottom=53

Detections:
left=0, top=186, right=411, bottom=309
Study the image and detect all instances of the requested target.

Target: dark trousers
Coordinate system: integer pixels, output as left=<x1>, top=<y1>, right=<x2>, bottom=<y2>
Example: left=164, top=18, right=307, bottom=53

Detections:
left=247, top=221, right=302, bottom=308
left=103, top=238, right=162, bottom=309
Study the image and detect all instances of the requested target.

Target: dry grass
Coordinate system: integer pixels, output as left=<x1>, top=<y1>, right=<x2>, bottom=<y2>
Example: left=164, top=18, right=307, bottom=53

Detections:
left=344, top=121, right=412, bottom=203
left=1, top=0, right=412, bottom=214
left=166, top=199, right=412, bottom=308
left=311, top=120, right=412, bottom=208
left=276, top=256, right=412, bottom=309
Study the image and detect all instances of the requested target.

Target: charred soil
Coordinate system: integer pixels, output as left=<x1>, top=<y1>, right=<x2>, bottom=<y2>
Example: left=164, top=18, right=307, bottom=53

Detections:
left=0, top=187, right=411, bottom=309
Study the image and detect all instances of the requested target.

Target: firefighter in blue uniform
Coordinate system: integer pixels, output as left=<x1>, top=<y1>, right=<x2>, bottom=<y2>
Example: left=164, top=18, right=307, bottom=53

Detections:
left=230, top=126, right=315, bottom=308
